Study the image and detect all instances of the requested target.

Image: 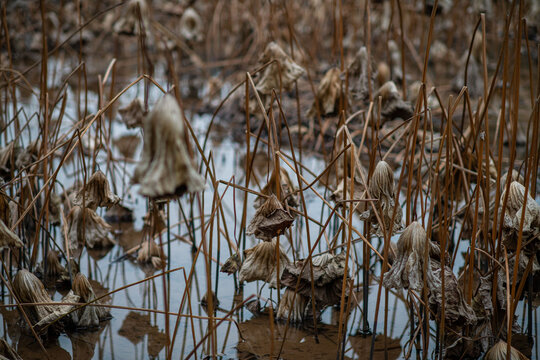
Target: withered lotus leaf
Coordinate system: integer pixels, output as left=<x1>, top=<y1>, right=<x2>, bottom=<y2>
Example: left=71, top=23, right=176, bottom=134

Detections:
left=359, top=160, right=403, bottom=237
left=307, top=67, right=343, bottom=117
left=72, top=273, right=110, bottom=328
left=247, top=194, right=294, bottom=241
left=239, top=239, right=290, bottom=288
left=375, top=81, right=413, bottom=121
left=132, top=94, right=205, bottom=199
left=276, top=288, right=309, bottom=323
left=382, top=222, right=438, bottom=291
left=220, top=253, right=241, bottom=275
left=0, top=218, right=23, bottom=249
left=500, top=181, right=540, bottom=253
left=74, top=170, right=120, bottom=210
left=255, top=42, right=305, bottom=95
left=66, top=206, right=114, bottom=252
left=118, top=98, right=146, bottom=129
left=13, top=269, right=79, bottom=330
left=484, top=341, right=528, bottom=360
left=280, top=253, right=349, bottom=307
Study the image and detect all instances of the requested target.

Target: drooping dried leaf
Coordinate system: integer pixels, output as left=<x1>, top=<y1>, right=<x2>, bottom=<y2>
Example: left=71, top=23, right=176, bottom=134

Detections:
left=280, top=253, right=349, bottom=307
left=74, top=170, right=120, bottom=210
left=220, top=253, right=241, bottom=275
left=426, top=260, right=477, bottom=329
left=113, top=134, right=141, bottom=159
left=359, top=160, right=403, bottom=236
left=118, top=98, right=146, bottom=129
left=375, top=81, right=413, bottom=121
left=255, top=42, right=305, bottom=95
left=13, top=269, right=79, bottom=331
left=0, top=218, right=23, bottom=249
left=276, top=288, right=309, bottom=323
left=382, top=222, right=438, bottom=291
left=348, top=46, right=373, bottom=103
left=132, top=94, right=205, bottom=199
left=45, top=250, right=65, bottom=278
left=239, top=239, right=290, bottom=288
left=484, top=341, right=528, bottom=360
left=247, top=194, right=294, bottom=241
left=500, top=181, right=540, bottom=253
left=72, top=273, right=110, bottom=328
left=307, top=67, right=343, bottom=117
left=66, top=206, right=113, bottom=253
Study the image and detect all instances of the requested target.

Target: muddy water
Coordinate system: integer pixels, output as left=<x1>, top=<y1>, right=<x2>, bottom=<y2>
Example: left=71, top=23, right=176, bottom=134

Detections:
left=1, top=79, right=527, bottom=360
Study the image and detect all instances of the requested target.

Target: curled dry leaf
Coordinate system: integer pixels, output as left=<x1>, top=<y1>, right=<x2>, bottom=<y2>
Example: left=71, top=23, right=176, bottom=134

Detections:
left=307, top=67, right=343, bottom=117
left=255, top=42, right=305, bottom=95
left=179, top=8, right=203, bottom=43
left=280, top=252, right=349, bottom=308
left=255, top=167, right=299, bottom=209
left=239, top=239, right=290, bottom=288
left=66, top=206, right=114, bottom=252
left=74, top=170, right=120, bottom=210
left=484, top=340, right=528, bottom=360
left=426, top=260, right=476, bottom=328
left=382, top=222, right=438, bottom=291
left=276, top=288, right=309, bottom=323
left=132, top=94, right=205, bottom=199
left=375, top=81, right=413, bottom=121
left=72, top=273, right=111, bottom=328
left=247, top=194, right=294, bottom=241
left=348, top=46, right=373, bottom=103
left=500, top=181, right=540, bottom=253
left=359, top=161, right=403, bottom=237
left=220, top=253, right=241, bottom=275
left=137, top=239, right=166, bottom=270
left=0, top=217, right=23, bottom=249
left=118, top=98, right=146, bottom=129
left=12, top=269, right=79, bottom=331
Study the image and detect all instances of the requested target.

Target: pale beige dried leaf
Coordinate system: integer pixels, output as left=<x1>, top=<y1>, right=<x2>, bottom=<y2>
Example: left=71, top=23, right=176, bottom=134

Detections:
left=382, top=222, right=437, bottom=291
left=276, top=288, right=309, bottom=323
left=255, top=42, right=305, bottom=95
left=307, top=67, right=342, bottom=117
left=239, top=239, right=290, bottom=288
left=485, top=341, right=528, bottom=360
left=66, top=206, right=113, bottom=252
left=13, top=269, right=79, bottom=329
left=0, top=218, right=23, bottom=249
left=132, top=94, right=205, bottom=199
left=72, top=273, right=110, bottom=328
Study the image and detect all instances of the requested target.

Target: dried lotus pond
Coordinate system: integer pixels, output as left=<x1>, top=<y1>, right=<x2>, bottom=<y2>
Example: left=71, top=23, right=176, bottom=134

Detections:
left=0, top=1, right=538, bottom=359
